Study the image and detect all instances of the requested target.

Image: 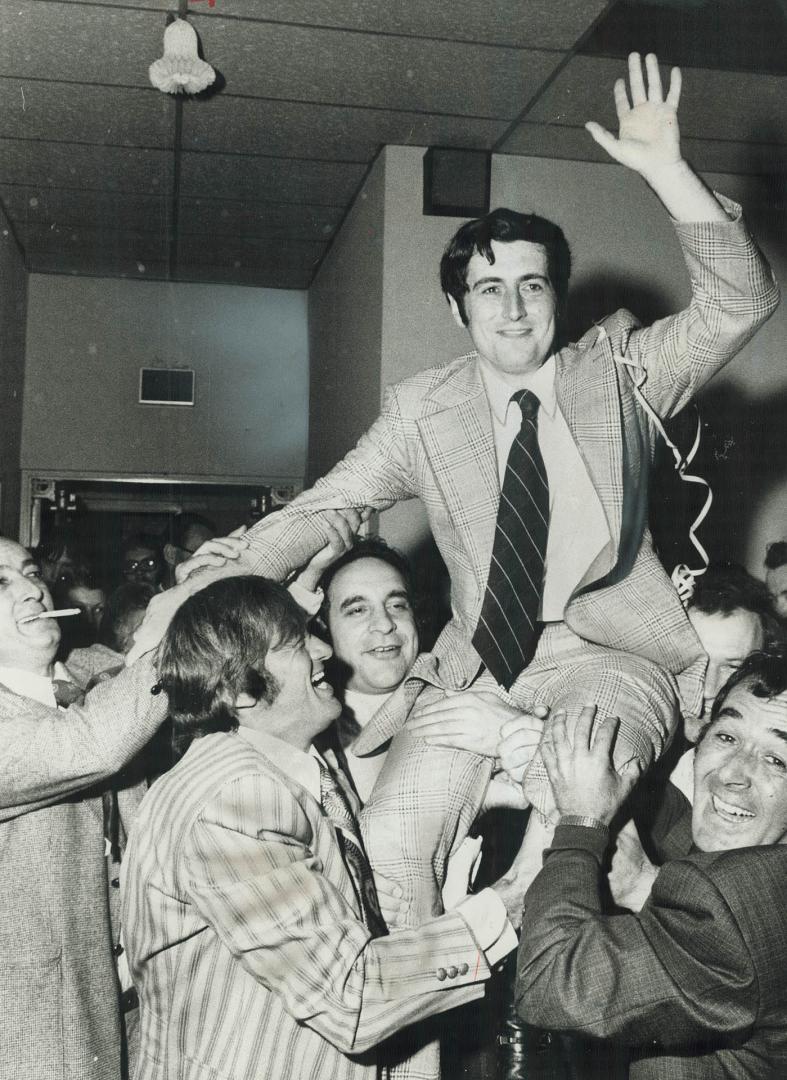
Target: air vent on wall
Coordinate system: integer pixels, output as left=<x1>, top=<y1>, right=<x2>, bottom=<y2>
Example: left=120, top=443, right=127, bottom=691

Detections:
left=139, top=367, right=195, bottom=406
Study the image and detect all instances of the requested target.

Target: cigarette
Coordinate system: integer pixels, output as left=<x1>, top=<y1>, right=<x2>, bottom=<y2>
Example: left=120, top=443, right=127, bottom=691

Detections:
left=19, top=608, right=81, bottom=624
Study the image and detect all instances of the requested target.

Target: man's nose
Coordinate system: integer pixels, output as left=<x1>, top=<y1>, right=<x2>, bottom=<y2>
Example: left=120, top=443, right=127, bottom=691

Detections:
left=15, top=575, right=45, bottom=603
left=716, top=748, right=753, bottom=787
left=369, top=606, right=396, bottom=633
left=307, top=633, right=333, bottom=662
left=503, top=286, right=525, bottom=321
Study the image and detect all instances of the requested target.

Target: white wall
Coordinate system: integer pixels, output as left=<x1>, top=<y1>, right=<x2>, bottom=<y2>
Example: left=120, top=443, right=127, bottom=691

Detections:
left=0, top=211, right=28, bottom=537
left=307, top=155, right=385, bottom=483
left=23, top=275, right=309, bottom=482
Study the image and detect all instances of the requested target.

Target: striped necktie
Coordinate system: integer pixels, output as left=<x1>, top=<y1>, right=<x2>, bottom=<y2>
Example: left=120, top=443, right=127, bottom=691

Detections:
left=473, top=388, right=549, bottom=690
left=318, top=763, right=388, bottom=937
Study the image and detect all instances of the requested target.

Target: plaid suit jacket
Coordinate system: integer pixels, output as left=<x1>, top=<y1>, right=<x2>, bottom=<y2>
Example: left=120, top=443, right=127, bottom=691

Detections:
left=121, top=729, right=498, bottom=1080
left=516, top=828, right=787, bottom=1079
left=243, top=203, right=778, bottom=743
left=0, top=656, right=167, bottom=1080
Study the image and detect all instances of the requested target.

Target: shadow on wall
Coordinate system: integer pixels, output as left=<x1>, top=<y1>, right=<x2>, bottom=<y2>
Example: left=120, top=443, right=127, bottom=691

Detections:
left=651, top=384, right=787, bottom=574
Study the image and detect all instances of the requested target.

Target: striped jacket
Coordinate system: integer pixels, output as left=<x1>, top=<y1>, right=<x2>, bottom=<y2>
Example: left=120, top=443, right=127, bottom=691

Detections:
left=121, top=728, right=497, bottom=1080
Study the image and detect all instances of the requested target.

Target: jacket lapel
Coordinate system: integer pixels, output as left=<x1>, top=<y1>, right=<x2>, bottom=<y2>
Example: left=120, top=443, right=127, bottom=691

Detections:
left=416, top=357, right=500, bottom=595
left=556, top=335, right=623, bottom=587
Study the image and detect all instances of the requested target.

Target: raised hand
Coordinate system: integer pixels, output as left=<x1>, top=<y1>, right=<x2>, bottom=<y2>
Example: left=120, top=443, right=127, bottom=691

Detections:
left=290, top=508, right=365, bottom=594
left=541, top=706, right=642, bottom=825
left=586, top=52, right=681, bottom=180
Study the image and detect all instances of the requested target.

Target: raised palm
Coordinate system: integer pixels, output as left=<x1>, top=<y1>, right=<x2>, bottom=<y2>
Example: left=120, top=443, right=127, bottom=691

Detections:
left=586, top=52, right=682, bottom=177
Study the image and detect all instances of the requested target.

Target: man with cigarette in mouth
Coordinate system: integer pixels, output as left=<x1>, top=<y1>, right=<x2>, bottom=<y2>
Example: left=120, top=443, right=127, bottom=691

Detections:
left=0, top=534, right=173, bottom=1080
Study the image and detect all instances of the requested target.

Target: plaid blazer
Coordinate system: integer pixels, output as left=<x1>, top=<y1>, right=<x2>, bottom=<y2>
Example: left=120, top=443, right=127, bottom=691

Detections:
left=516, top=829, right=787, bottom=1079
left=121, top=729, right=497, bottom=1080
left=244, top=204, right=778, bottom=743
left=0, top=656, right=167, bottom=1080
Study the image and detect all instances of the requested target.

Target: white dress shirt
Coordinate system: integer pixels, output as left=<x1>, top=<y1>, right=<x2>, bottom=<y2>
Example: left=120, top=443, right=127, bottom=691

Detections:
left=481, top=356, right=611, bottom=621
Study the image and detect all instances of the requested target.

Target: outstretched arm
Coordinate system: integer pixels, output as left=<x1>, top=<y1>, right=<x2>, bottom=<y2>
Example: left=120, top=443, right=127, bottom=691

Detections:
left=587, top=52, right=728, bottom=223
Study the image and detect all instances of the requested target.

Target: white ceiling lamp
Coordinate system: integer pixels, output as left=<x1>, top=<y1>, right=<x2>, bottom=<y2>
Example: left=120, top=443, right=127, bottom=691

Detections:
left=149, top=18, right=215, bottom=95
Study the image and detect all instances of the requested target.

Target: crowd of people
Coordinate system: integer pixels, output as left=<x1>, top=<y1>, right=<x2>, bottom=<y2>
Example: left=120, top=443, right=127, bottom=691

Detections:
left=1, top=52, right=785, bottom=1080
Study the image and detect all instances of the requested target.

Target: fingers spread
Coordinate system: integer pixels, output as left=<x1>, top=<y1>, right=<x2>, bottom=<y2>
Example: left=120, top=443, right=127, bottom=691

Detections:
left=644, top=52, right=663, bottom=102
left=666, top=65, right=682, bottom=110
left=627, top=51, right=647, bottom=104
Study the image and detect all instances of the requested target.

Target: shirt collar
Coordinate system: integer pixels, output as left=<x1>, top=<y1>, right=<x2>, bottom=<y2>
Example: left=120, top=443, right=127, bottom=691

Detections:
left=0, top=661, right=70, bottom=707
left=236, top=724, right=324, bottom=801
left=480, top=354, right=557, bottom=424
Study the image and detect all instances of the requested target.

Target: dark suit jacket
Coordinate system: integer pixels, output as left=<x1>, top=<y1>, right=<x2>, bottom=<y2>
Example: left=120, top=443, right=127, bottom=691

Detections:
left=515, top=824, right=787, bottom=1079
left=0, top=656, right=167, bottom=1080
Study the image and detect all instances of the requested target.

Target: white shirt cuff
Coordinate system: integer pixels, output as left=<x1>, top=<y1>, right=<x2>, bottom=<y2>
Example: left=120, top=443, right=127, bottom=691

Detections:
left=455, top=887, right=518, bottom=967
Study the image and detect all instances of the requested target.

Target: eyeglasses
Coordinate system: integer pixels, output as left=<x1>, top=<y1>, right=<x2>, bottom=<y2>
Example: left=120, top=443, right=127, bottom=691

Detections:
left=123, top=556, right=160, bottom=573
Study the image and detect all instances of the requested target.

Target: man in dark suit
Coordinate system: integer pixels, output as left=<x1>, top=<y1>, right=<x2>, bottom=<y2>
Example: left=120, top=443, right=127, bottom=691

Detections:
left=515, top=647, right=787, bottom=1078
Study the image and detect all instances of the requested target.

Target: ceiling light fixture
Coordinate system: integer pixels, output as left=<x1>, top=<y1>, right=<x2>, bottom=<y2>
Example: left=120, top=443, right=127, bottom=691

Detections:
left=149, top=18, right=215, bottom=95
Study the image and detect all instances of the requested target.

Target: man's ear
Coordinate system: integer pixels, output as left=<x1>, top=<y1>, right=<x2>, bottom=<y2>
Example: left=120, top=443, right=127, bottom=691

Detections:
left=162, top=542, right=178, bottom=568
left=447, top=293, right=467, bottom=329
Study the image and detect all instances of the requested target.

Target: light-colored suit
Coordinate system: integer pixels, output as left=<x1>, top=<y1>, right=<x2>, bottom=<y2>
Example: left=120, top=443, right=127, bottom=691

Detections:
left=121, top=728, right=501, bottom=1080
left=0, top=657, right=167, bottom=1080
left=239, top=201, right=778, bottom=858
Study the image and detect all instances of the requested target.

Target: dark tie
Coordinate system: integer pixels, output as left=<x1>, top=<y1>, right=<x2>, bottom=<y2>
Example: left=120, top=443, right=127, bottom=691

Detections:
left=473, top=389, right=549, bottom=690
left=318, top=763, right=388, bottom=937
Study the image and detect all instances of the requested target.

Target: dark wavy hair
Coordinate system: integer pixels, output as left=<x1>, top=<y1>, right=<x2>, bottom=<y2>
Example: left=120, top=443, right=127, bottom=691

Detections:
left=689, top=562, right=780, bottom=643
left=439, top=207, right=572, bottom=335
left=697, top=645, right=787, bottom=744
left=157, top=576, right=306, bottom=754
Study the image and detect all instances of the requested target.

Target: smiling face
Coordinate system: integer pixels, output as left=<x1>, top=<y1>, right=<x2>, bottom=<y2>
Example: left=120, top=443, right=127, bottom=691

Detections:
left=692, top=683, right=787, bottom=851
left=0, top=538, right=59, bottom=675
left=326, top=557, right=419, bottom=696
left=259, top=633, right=342, bottom=750
left=448, top=240, right=557, bottom=385
left=686, top=607, right=765, bottom=741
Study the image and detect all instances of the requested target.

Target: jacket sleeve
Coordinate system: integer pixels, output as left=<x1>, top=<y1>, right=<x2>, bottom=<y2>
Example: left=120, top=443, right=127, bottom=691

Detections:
left=241, top=384, right=419, bottom=581
left=182, top=772, right=491, bottom=1056
left=0, top=656, right=167, bottom=820
left=619, top=197, right=779, bottom=420
left=515, top=826, right=758, bottom=1049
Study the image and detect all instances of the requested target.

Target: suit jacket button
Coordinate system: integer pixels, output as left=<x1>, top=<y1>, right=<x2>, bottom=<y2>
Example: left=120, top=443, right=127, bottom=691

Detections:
left=458, top=962, right=469, bottom=975
left=112, top=943, right=124, bottom=958
left=111, top=878, right=120, bottom=889
left=436, top=967, right=447, bottom=981
left=447, top=965, right=458, bottom=979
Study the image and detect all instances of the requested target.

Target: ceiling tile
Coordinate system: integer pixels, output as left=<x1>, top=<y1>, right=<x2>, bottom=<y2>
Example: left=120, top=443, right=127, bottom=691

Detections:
left=0, top=185, right=173, bottom=234
left=0, top=138, right=174, bottom=195
left=178, top=198, right=343, bottom=240
left=190, top=0, right=608, bottom=50
left=196, top=18, right=559, bottom=118
left=28, top=250, right=170, bottom=280
left=0, top=80, right=174, bottom=148
left=0, top=1, right=167, bottom=87
left=177, top=262, right=312, bottom=289
left=497, top=122, right=787, bottom=175
left=581, top=0, right=787, bottom=77
left=182, top=96, right=507, bottom=161
left=518, top=56, right=787, bottom=148
left=178, top=233, right=326, bottom=267
left=179, top=151, right=365, bottom=204
left=20, top=222, right=168, bottom=266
